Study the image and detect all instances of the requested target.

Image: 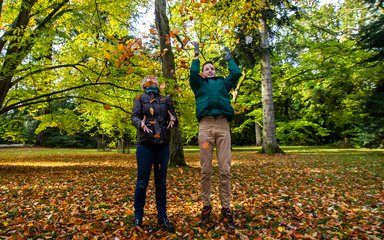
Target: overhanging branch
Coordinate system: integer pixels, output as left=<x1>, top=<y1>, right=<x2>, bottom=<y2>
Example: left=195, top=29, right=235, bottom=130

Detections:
left=0, top=82, right=139, bottom=114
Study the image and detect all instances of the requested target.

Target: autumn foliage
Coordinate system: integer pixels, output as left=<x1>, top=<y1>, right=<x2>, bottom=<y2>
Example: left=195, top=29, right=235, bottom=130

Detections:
left=0, top=148, right=383, bottom=239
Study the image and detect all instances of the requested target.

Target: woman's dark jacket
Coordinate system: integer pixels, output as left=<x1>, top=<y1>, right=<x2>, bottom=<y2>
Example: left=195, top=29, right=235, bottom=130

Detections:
left=189, top=58, right=242, bottom=122
left=131, top=91, right=178, bottom=144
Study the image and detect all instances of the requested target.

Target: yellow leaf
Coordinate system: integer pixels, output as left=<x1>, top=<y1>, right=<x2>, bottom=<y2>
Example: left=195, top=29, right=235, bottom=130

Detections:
left=104, top=51, right=111, bottom=60
left=278, top=226, right=285, bottom=232
left=3, top=222, right=8, bottom=227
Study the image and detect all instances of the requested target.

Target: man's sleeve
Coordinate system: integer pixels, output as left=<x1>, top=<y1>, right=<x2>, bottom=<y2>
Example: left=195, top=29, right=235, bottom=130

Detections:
left=223, top=59, right=242, bottom=91
left=189, top=59, right=202, bottom=92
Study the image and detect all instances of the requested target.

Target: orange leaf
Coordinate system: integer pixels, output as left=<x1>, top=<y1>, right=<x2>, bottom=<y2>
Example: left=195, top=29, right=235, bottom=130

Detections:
left=201, top=142, right=210, bottom=150
left=117, top=44, right=124, bottom=51
left=149, top=28, right=157, bottom=34
left=182, top=36, right=189, bottom=45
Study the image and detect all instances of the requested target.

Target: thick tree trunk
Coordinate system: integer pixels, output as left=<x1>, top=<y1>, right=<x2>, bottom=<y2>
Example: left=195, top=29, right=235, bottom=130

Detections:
left=155, top=0, right=186, bottom=166
left=0, top=0, right=37, bottom=111
left=258, top=18, right=284, bottom=154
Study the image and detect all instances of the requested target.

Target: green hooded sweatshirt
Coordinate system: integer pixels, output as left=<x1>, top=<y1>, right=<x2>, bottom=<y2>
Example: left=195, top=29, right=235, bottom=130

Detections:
left=189, top=58, right=242, bottom=122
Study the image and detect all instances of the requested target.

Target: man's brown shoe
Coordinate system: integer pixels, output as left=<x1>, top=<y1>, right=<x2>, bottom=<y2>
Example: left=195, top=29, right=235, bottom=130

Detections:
left=221, top=207, right=235, bottom=230
left=198, top=205, right=212, bottom=226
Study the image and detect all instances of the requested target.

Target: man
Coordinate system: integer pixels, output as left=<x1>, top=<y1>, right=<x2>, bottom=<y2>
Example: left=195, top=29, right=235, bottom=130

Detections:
left=189, top=42, right=242, bottom=230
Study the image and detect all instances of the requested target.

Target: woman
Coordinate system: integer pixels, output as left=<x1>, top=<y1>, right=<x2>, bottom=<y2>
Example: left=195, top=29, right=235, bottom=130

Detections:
left=131, top=75, right=177, bottom=232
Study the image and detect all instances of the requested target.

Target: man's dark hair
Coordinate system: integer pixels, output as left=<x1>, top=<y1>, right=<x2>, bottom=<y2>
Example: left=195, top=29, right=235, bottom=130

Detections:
left=202, top=61, right=215, bottom=70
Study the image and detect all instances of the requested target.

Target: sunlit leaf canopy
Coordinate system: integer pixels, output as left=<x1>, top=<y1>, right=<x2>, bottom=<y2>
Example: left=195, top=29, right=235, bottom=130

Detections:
left=0, top=0, right=158, bottom=140
left=0, top=0, right=383, bottom=148
left=1, top=0, right=153, bottom=102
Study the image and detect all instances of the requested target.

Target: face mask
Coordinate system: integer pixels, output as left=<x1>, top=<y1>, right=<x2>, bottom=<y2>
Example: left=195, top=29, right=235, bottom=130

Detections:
left=145, top=86, right=159, bottom=94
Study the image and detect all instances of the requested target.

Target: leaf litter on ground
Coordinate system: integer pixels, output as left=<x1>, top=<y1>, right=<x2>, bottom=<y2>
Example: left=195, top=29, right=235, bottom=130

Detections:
left=0, top=148, right=383, bottom=239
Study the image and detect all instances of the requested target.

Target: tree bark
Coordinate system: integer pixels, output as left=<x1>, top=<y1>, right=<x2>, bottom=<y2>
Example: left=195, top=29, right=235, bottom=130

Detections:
left=155, top=0, right=186, bottom=166
left=258, top=17, right=284, bottom=154
left=255, top=121, right=262, bottom=146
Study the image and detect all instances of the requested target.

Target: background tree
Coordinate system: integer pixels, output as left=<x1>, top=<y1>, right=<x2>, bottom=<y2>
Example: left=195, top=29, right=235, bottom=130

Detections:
left=0, top=0, right=153, bottom=145
left=271, top=0, right=383, bottom=146
left=154, top=0, right=186, bottom=166
left=355, top=0, right=384, bottom=147
left=1, top=0, right=383, bottom=149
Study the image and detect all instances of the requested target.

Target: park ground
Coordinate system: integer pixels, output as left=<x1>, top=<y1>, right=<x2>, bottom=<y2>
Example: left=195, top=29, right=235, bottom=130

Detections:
left=0, top=147, right=383, bottom=239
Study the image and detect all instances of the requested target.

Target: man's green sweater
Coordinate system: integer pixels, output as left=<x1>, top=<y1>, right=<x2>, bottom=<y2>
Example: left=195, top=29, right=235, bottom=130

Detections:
left=189, top=59, right=242, bottom=122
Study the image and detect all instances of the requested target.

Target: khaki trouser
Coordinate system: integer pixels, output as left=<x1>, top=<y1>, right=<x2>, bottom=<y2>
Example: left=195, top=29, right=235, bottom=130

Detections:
left=198, top=116, right=232, bottom=209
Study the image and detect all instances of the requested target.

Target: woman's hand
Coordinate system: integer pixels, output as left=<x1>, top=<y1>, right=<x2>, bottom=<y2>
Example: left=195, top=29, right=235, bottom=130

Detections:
left=141, top=115, right=153, bottom=133
left=167, top=110, right=176, bottom=129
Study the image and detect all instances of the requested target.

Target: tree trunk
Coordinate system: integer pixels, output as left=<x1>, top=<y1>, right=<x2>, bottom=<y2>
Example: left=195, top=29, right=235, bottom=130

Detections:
left=258, top=17, right=284, bottom=154
left=155, top=0, right=186, bottom=166
left=255, top=121, right=262, bottom=146
left=0, top=0, right=68, bottom=113
left=0, top=0, right=37, bottom=111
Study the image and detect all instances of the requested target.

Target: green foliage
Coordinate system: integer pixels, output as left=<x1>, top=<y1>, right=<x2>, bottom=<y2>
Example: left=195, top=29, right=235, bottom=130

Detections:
left=356, top=2, right=384, bottom=61
left=355, top=81, right=384, bottom=147
left=1, top=0, right=383, bottom=149
left=0, top=110, right=38, bottom=144
left=0, top=116, right=28, bottom=144
left=269, top=0, right=384, bottom=147
left=35, top=109, right=82, bottom=135
left=37, top=128, right=96, bottom=148
left=277, top=120, right=330, bottom=145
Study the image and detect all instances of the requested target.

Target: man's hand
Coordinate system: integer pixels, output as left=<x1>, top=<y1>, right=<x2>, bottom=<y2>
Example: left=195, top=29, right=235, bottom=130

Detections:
left=167, top=110, right=176, bottom=129
left=224, top=46, right=232, bottom=60
left=199, top=72, right=208, bottom=79
left=192, top=41, right=200, bottom=58
left=141, top=115, right=153, bottom=133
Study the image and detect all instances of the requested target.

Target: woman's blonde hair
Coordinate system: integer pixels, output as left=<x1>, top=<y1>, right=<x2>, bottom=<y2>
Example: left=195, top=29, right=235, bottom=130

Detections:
left=140, top=75, right=158, bottom=90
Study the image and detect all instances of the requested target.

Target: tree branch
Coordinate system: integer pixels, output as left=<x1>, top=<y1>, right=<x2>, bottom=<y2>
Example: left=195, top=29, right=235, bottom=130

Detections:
left=74, top=96, right=131, bottom=114
left=0, top=0, right=37, bottom=53
left=33, top=0, right=70, bottom=33
left=1, top=95, right=131, bottom=114
left=12, top=61, right=87, bottom=86
left=0, top=82, right=139, bottom=114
